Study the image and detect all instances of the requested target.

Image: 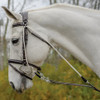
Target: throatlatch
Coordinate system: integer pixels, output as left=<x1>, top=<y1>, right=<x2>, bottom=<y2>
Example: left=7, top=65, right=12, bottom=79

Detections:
left=8, top=11, right=100, bottom=92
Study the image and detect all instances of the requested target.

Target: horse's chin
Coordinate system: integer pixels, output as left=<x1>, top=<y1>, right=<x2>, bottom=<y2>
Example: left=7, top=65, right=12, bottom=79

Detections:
left=9, top=65, right=35, bottom=90
left=25, top=79, right=33, bottom=89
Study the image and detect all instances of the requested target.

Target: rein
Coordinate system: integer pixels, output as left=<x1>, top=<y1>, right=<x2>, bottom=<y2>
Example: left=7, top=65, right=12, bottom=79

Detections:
left=8, top=12, right=100, bottom=92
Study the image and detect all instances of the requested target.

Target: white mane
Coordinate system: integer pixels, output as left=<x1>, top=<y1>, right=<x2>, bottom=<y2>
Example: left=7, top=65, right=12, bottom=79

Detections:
left=29, top=3, right=100, bottom=19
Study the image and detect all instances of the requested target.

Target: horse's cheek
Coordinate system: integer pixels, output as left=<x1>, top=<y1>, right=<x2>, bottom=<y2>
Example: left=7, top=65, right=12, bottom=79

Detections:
left=27, top=43, right=49, bottom=65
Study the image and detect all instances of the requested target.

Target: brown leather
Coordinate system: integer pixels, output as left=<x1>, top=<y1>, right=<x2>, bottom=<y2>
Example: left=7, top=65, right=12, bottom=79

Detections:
left=12, top=22, right=24, bottom=27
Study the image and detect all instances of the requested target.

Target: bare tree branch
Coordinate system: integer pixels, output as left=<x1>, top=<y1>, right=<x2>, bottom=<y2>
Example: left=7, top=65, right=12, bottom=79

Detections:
left=4, top=0, right=11, bottom=38
left=49, top=0, right=52, bottom=5
left=14, top=2, right=21, bottom=11
left=54, top=0, right=57, bottom=3
left=98, top=0, right=100, bottom=9
left=12, top=0, right=14, bottom=11
left=73, top=0, right=76, bottom=5
left=20, top=0, right=26, bottom=12
left=82, top=0, right=89, bottom=7
left=2, top=0, right=11, bottom=70
left=94, top=0, right=98, bottom=9
left=76, top=0, right=79, bottom=5
left=0, top=20, right=4, bottom=70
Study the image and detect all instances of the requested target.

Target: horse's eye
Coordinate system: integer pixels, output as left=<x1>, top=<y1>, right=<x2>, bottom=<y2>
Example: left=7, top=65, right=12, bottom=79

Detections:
left=12, top=38, right=19, bottom=45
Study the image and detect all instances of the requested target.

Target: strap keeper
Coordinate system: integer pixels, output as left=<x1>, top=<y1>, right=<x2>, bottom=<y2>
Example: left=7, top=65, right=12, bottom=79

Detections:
left=23, top=59, right=27, bottom=66
left=23, top=20, right=27, bottom=26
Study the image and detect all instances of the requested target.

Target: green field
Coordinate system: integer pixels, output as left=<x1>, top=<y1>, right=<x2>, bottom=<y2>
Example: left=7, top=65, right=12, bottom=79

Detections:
left=0, top=60, right=100, bottom=100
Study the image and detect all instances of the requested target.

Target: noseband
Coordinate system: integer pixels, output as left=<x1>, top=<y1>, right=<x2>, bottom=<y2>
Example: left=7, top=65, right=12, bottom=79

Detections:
left=8, top=12, right=100, bottom=92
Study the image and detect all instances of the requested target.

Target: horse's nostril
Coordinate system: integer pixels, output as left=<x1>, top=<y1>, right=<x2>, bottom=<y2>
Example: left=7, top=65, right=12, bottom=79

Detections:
left=10, top=82, right=15, bottom=90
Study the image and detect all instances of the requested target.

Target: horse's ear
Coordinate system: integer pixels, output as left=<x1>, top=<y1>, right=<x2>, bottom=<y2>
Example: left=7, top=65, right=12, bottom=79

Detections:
left=2, top=6, right=20, bottom=20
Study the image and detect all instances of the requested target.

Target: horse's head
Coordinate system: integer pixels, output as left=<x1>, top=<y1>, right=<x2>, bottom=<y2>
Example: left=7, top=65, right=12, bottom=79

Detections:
left=3, top=7, right=50, bottom=93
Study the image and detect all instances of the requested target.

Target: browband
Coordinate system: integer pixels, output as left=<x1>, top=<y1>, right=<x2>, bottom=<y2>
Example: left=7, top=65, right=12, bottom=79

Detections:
left=12, top=22, right=24, bottom=27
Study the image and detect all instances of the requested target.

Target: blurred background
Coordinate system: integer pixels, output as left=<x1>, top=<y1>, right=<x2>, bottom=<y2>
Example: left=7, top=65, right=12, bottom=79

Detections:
left=0, top=0, right=100, bottom=100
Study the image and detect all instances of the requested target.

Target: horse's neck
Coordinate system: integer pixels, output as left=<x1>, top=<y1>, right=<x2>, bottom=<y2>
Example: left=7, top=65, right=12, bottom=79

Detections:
left=28, top=4, right=100, bottom=77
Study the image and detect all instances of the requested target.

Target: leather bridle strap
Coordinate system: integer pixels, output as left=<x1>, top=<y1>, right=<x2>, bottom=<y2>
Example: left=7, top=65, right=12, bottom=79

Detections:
left=9, top=63, right=32, bottom=80
left=8, top=59, right=41, bottom=71
left=21, top=12, right=28, bottom=66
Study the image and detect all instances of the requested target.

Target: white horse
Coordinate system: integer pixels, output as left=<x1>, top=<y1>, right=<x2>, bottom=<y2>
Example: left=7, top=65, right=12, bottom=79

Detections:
left=3, top=3, right=100, bottom=92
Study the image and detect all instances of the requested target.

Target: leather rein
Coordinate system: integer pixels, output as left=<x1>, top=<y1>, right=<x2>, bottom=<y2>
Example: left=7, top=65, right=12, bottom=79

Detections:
left=8, top=12, right=100, bottom=92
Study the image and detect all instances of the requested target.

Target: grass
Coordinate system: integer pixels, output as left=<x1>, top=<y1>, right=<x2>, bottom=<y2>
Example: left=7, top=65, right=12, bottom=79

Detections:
left=0, top=59, right=100, bottom=100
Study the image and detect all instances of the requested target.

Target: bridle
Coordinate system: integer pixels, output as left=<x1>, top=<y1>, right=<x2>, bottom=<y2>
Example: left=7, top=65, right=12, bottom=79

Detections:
left=8, top=12, right=100, bottom=92
left=8, top=12, right=41, bottom=80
